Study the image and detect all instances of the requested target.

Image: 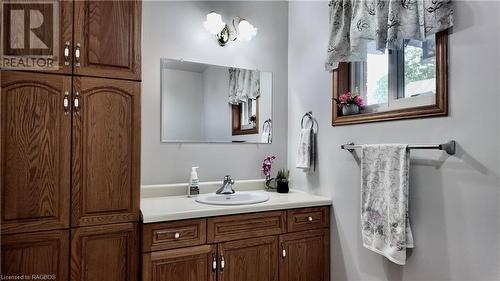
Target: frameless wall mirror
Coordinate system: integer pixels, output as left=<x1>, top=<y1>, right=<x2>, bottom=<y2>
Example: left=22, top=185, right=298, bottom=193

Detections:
left=332, top=31, right=448, bottom=125
left=161, top=58, right=273, bottom=143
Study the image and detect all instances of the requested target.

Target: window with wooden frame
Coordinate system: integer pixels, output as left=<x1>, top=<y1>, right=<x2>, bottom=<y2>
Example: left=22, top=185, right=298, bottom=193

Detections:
left=332, top=31, right=448, bottom=126
left=232, top=97, right=259, bottom=135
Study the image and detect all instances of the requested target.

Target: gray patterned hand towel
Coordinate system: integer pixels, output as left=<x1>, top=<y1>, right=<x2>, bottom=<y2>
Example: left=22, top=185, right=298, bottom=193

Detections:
left=361, top=144, right=414, bottom=265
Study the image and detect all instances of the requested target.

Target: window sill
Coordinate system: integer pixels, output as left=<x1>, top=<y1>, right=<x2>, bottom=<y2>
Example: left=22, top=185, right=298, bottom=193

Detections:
left=332, top=104, right=447, bottom=126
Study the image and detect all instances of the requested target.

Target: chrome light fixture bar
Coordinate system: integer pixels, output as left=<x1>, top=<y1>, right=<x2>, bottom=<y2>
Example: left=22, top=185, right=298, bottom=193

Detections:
left=203, top=11, right=257, bottom=46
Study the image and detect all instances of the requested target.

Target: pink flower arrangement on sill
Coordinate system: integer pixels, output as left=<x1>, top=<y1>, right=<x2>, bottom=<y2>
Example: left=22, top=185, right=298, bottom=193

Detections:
left=334, top=91, right=364, bottom=108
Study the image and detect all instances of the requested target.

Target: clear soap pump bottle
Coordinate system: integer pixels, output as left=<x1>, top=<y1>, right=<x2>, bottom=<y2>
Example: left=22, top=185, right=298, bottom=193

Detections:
left=188, top=167, right=200, bottom=197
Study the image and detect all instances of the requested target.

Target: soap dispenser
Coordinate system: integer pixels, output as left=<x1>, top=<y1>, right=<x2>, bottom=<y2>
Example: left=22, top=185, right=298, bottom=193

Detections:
left=188, top=167, right=200, bottom=197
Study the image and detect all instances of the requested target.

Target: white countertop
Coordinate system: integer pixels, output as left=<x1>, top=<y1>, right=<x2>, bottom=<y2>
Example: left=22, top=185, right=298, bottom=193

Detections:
left=141, top=189, right=332, bottom=223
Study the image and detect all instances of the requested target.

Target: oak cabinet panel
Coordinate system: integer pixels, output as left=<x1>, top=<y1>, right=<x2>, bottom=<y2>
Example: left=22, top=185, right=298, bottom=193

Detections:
left=2, top=0, right=141, bottom=78
left=218, top=236, right=278, bottom=281
left=142, top=219, right=206, bottom=252
left=286, top=207, right=330, bottom=232
left=58, top=0, right=74, bottom=74
left=279, top=229, right=330, bottom=281
left=71, top=76, right=140, bottom=227
left=1, top=71, right=71, bottom=234
left=207, top=211, right=285, bottom=243
left=1, top=1, right=143, bottom=280
left=1, top=0, right=73, bottom=74
left=142, top=245, right=216, bottom=281
left=54, top=0, right=74, bottom=74
left=74, top=0, right=141, bottom=80
left=1, top=229, right=69, bottom=281
left=71, top=223, right=138, bottom=281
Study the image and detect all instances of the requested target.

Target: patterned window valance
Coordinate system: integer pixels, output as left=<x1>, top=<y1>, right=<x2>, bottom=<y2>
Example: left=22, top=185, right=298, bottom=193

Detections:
left=325, top=0, right=454, bottom=71
left=228, top=68, right=260, bottom=105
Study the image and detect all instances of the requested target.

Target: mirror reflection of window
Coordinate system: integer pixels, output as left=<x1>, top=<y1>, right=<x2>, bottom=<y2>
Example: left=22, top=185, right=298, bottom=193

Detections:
left=160, top=58, right=272, bottom=144
left=229, top=67, right=262, bottom=136
left=349, top=34, right=436, bottom=113
left=240, top=99, right=258, bottom=130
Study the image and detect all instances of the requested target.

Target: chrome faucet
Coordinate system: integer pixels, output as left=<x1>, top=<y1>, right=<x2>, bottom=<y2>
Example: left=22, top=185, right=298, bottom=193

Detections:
left=216, top=175, right=235, bottom=195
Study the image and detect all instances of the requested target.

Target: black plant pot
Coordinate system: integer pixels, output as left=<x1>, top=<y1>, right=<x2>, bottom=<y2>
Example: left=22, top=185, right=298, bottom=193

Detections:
left=276, top=180, right=289, bottom=193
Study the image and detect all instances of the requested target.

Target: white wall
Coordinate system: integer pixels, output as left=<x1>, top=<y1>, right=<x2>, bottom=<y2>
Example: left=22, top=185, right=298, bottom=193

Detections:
left=142, top=1, right=288, bottom=184
left=161, top=69, right=204, bottom=141
left=288, top=1, right=500, bottom=281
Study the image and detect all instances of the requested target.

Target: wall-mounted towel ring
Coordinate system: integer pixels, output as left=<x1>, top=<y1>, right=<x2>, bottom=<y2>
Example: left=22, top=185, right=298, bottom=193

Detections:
left=263, top=118, right=272, bottom=131
left=301, top=111, right=314, bottom=129
left=297, top=111, right=317, bottom=172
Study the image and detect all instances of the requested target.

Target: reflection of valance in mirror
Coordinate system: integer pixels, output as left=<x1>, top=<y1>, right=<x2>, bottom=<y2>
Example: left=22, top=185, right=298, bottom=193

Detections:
left=228, top=68, right=260, bottom=105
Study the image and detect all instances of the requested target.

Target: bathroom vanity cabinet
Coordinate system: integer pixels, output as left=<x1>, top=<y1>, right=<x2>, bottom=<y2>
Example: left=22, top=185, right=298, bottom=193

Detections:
left=141, top=207, right=330, bottom=281
left=279, top=229, right=329, bottom=281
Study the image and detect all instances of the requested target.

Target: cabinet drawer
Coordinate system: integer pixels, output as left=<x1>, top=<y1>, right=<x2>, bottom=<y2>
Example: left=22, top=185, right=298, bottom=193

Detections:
left=142, top=219, right=206, bottom=252
left=207, top=211, right=286, bottom=243
left=287, top=207, right=329, bottom=232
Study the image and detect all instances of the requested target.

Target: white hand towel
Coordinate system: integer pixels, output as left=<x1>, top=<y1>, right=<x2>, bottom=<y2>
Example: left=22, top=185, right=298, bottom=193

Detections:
left=261, top=132, right=270, bottom=143
left=296, top=128, right=316, bottom=171
left=360, top=144, right=414, bottom=265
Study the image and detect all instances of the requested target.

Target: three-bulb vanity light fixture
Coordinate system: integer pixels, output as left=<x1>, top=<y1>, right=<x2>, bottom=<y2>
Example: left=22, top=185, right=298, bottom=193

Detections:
left=203, top=11, right=257, bottom=46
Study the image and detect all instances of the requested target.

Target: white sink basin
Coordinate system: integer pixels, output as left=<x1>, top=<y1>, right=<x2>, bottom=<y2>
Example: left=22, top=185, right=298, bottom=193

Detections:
left=195, top=191, right=270, bottom=206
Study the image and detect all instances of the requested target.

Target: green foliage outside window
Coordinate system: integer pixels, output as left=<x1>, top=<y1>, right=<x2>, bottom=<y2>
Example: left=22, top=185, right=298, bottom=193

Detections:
left=373, top=45, right=436, bottom=102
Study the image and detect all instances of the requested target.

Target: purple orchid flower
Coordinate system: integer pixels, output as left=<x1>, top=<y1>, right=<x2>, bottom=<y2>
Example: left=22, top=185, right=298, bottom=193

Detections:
left=262, top=156, right=276, bottom=177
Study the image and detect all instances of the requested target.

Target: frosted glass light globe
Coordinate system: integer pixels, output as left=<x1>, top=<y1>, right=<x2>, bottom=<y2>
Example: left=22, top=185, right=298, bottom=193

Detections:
left=203, top=12, right=225, bottom=35
left=238, top=20, right=257, bottom=41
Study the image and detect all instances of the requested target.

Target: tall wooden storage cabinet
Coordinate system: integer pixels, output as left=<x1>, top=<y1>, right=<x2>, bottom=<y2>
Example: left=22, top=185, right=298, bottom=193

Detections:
left=1, top=1, right=142, bottom=281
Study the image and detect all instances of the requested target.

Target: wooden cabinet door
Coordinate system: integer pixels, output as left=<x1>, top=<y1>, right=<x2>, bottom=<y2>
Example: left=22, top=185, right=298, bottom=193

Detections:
left=218, top=236, right=278, bottom=281
left=1, top=0, right=73, bottom=74
left=1, top=71, right=71, bottom=234
left=142, top=245, right=216, bottom=281
left=279, top=229, right=330, bottom=281
left=71, top=223, right=138, bottom=281
left=74, top=0, right=141, bottom=81
left=1, top=229, right=69, bottom=281
left=71, top=76, right=140, bottom=227
left=53, top=0, right=74, bottom=74
left=56, top=0, right=74, bottom=74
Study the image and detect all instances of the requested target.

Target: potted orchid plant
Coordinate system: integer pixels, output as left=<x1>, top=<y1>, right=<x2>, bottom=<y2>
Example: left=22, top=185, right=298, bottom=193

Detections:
left=262, top=155, right=276, bottom=190
left=334, top=88, right=364, bottom=116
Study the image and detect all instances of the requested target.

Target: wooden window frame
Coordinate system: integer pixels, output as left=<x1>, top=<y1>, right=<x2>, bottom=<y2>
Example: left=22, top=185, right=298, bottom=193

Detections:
left=332, top=30, right=448, bottom=126
left=232, top=97, right=260, bottom=135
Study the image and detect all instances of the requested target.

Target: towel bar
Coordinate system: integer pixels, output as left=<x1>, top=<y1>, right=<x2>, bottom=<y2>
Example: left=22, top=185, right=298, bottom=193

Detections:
left=341, top=140, right=456, bottom=155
